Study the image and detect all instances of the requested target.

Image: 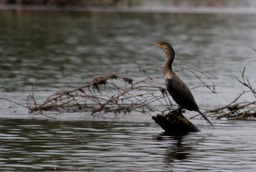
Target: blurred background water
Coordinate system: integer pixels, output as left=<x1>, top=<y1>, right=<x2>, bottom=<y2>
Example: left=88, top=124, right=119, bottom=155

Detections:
left=0, top=8, right=256, bottom=171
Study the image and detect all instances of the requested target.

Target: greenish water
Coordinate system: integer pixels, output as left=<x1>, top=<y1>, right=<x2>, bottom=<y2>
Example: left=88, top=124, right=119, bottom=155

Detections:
left=1, top=11, right=256, bottom=171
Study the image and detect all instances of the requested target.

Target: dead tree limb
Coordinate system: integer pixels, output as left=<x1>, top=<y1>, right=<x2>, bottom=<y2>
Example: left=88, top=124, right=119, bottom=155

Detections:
left=152, top=110, right=199, bottom=135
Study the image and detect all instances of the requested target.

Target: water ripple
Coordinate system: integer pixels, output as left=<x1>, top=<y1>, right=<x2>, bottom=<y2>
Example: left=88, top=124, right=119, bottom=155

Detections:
left=0, top=119, right=255, bottom=171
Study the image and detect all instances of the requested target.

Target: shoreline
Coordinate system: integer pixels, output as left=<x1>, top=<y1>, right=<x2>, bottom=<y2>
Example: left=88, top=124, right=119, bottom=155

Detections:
left=0, top=5, right=256, bottom=14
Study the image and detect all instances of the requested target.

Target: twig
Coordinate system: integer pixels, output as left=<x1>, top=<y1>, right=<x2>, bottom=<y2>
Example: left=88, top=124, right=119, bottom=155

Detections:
left=0, top=97, right=28, bottom=108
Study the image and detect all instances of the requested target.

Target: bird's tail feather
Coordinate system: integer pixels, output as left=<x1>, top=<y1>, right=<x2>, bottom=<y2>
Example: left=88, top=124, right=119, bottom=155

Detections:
left=198, top=110, right=213, bottom=126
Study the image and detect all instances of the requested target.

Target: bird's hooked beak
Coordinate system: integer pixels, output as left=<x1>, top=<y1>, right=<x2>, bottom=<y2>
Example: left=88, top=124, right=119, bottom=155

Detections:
left=153, top=42, right=163, bottom=49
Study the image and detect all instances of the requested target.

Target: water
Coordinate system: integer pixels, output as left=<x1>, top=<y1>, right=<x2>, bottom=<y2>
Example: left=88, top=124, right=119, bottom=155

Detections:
left=1, top=11, right=256, bottom=171
left=1, top=119, right=256, bottom=171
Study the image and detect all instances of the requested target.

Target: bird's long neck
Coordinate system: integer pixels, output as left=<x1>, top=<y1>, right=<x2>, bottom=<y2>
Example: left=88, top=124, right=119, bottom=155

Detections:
left=163, top=47, right=175, bottom=76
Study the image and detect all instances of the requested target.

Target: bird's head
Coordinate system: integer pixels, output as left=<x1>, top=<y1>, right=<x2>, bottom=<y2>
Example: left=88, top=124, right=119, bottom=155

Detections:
left=153, top=42, right=172, bottom=53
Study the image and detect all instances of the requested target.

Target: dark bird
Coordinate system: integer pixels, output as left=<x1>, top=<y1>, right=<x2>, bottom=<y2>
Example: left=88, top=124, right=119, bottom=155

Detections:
left=154, top=42, right=213, bottom=125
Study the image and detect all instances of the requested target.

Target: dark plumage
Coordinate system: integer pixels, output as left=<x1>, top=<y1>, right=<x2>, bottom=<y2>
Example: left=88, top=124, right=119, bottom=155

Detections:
left=154, top=42, right=213, bottom=125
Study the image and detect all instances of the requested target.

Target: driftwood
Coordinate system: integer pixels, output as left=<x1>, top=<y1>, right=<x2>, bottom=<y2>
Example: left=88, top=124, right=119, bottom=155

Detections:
left=27, top=66, right=215, bottom=116
left=23, top=64, right=256, bottom=134
left=152, top=110, right=199, bottom=135
left=27, top=67, right=175, bottom=115
left=205, top=100, right=256, bottom=120
left=25, top=66, right=216, bottom=134
left=205, top=65, right=256, bottom=120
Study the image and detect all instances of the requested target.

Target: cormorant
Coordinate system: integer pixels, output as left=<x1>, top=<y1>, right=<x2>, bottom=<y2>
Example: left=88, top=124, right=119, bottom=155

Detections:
left=154, top=42, right=213, bottom=126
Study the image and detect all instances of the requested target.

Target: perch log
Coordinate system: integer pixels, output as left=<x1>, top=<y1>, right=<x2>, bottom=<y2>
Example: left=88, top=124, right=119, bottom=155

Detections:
left=152, top=110, right=199, bottom=135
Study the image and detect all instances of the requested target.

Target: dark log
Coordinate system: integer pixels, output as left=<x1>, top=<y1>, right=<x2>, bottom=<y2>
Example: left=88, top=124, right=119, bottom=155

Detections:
left=152, top=110, right=200, bottom=135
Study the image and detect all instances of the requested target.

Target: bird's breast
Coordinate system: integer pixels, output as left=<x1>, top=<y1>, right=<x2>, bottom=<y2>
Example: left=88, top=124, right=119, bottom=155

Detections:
left=163, top=72, right=174, bottom=80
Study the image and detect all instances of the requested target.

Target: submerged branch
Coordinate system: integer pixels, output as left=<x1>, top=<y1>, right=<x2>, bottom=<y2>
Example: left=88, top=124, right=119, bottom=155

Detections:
left=24, top=65, right=256, bottom=121
left=203, top=63, right=256, bottom=120
left=27, top=66, right=215, bottom=118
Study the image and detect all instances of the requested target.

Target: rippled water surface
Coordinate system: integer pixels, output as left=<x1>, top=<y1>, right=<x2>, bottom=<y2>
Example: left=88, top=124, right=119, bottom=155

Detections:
left=1, top=11, right=256, bottom=171
left=1, top=119, right=256, bottom=171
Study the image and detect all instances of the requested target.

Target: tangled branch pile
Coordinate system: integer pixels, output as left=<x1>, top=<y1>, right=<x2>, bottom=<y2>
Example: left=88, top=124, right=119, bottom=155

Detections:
left=28, top=67, right=174, bottom=115
left=206, top=68, right=256, bottom=120
left=27, top=66, right=215, bottom=117
left=206, top=101, right=256, bottom=120
left=27, top=65, right=256, bottom=120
